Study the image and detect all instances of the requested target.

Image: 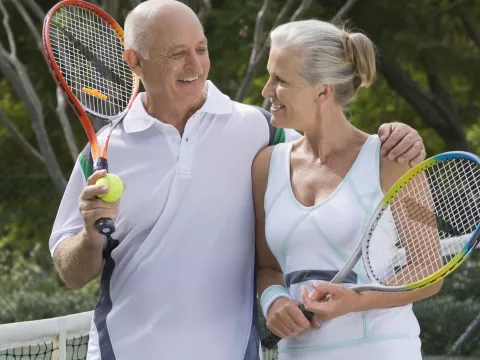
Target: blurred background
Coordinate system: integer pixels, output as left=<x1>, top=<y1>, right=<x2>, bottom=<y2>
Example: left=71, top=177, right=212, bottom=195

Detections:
left=0, top=0, right=479, bottom=358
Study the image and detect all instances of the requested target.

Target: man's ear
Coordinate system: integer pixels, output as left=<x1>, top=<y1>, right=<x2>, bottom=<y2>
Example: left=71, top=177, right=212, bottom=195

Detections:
left=123, top=49, right=143, bottom=77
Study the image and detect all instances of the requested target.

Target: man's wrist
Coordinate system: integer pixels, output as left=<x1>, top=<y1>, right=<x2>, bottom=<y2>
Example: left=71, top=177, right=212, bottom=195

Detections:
left=79, top=227, right=105, bottom=249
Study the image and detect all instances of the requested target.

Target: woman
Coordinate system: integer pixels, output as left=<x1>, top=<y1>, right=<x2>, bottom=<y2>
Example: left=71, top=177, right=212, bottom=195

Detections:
left=253, top=20, right=442, bottom=359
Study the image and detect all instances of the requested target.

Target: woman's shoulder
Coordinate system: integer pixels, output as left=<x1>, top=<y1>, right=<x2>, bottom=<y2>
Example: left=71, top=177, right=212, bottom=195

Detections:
left=252, top=145, right=276, bottom=181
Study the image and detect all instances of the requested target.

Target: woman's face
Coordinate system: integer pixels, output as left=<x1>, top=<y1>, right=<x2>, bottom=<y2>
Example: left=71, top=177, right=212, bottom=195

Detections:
left=262, top=45, right=319, bottom=130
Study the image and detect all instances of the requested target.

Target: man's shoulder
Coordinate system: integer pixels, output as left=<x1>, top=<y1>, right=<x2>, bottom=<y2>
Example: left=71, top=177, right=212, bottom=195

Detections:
left=230, top=102, right=280, bottom=144
left=231, top=101, right=270, bottom=120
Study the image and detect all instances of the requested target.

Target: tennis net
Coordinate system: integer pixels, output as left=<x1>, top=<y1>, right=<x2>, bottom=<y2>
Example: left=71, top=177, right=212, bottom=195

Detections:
left=0, top=311, right=92, bottom=360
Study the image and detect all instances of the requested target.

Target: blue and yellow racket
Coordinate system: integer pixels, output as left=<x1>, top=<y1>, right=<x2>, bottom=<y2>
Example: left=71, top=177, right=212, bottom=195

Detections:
left=262, top=151, right=480, bottom=349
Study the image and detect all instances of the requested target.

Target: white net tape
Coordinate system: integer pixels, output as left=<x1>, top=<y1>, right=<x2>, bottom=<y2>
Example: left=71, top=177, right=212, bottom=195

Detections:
left=0, top=311, right=92, bottom=360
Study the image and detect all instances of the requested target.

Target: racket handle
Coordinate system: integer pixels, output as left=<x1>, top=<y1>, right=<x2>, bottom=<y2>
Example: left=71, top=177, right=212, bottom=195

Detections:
left=94, top=157, right=109, bottom=172
left=261, top=304, right=314, bottom=349
left=93, top=158, right=114, bottom=235
left=96, top=218, right=115, bottom=235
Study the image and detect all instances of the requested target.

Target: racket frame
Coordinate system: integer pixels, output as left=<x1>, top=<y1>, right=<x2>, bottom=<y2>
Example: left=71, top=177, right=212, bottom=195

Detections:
left=42, top=0, right=139, bottom=168
left=343, top=151, right=480, bottom=293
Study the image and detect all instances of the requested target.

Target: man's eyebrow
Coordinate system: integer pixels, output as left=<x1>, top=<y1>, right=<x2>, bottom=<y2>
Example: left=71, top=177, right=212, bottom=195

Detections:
left=169, top=45, right=186, bottom=52
left=168, top=39, right=208, bottom=52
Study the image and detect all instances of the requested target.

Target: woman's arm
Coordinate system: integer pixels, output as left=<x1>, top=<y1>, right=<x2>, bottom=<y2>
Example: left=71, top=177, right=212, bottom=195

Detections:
left=252, top=146, right=284, bottom=295
left=252, top=146, right=315, bottom=338
left=302, top=277, right=441, bottom=322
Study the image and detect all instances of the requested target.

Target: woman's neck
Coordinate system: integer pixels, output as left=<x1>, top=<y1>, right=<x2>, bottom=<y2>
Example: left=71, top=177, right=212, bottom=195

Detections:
left=301, top=111, right=367, bottom=163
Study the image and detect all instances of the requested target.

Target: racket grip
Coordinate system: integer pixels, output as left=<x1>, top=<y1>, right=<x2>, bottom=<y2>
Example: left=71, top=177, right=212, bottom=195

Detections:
left=261, top=304, right=314, bottom=349
left=96, top=218, right=115, bottom=236
left=94, top=157, right=109, bottom=172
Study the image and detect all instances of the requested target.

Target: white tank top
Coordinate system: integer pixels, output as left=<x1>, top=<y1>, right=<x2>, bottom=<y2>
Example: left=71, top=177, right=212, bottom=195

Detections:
left=264, top=135, right=422, bottom=359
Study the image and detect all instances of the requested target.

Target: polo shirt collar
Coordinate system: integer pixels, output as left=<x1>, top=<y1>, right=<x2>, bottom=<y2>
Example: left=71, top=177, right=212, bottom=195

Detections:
left=123, top=80, right=232, bottom=134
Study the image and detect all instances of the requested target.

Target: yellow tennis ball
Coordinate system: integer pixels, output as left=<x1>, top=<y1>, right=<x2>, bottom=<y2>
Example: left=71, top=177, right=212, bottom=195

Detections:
left=96, top=173, right=124, bottom=203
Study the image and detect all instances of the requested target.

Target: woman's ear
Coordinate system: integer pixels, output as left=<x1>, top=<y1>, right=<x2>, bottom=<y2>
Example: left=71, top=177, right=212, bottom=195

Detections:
left=123, top=49, right=143, bottom=77
left=315, top=84, right=333, bottom=103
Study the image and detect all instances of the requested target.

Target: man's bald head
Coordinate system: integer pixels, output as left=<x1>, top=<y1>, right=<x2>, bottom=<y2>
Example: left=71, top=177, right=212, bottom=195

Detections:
left=123, top=0, right=210, bottom=113
left=124, top=0, right=202, bottom=60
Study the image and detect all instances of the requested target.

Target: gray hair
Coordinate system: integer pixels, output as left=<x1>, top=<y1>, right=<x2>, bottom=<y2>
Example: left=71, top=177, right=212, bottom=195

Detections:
left=124, top=1, right=159, bottom=60
left=124, top=0, right=186, bottom=60
left=270, top=20, right=376, bottom=107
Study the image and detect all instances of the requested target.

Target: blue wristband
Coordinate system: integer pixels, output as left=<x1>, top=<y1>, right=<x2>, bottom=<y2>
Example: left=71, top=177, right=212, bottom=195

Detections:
left=260, top=285, right=292, bottom=318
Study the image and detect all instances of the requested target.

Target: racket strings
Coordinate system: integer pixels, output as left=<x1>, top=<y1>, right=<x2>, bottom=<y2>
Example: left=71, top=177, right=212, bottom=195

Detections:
left=49, top=5, right=134, bottom=118
left=367, top=158, right=480, bottom=286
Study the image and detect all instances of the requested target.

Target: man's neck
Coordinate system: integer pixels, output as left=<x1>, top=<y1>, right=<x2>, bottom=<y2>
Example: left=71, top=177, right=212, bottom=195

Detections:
left=144, top=91, right=207, bottom=136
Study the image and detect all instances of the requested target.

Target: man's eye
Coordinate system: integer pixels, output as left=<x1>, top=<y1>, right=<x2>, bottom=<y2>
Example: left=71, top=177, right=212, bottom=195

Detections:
left=197, top=48, right=208, bottom=53
left=173, top=51, right=186, bottom=57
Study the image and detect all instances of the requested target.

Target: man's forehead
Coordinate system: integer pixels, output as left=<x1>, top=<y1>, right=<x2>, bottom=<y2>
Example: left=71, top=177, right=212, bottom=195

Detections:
left=156, top=30, right=207, bottom=50
left=149, top=16, right=206, bottom=49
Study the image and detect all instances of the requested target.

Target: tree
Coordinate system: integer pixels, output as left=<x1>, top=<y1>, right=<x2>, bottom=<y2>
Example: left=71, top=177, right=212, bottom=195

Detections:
left=0, top=1, right=479, bottom=355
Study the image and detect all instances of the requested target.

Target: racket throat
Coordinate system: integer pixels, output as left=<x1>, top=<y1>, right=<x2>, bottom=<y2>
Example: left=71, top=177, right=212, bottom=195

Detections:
left=94, top=157, right=109, bottom=172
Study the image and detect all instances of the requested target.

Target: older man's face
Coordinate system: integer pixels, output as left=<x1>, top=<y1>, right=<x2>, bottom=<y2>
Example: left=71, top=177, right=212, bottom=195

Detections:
left=141, top=13, right=210, bottom=104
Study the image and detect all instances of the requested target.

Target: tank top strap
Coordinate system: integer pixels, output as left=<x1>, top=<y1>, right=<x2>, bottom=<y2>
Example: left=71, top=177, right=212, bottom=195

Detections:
left=264, top=142, right=294, bottom=216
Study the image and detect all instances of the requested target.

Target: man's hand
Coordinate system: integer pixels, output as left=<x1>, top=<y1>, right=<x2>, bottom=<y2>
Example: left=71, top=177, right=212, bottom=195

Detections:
left=378, top=123, right=426, bottom=167
left=266, top=297, right=319, bottom=339
left=301, top=283, right=361, bottom=322
left=79, top=169, right=120, bottom=242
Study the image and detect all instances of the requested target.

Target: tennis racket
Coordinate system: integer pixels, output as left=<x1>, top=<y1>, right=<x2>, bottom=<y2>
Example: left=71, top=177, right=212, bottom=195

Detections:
left=42, top=0, right=139, bottom=236
left=262, top=151, right=480, bottom=349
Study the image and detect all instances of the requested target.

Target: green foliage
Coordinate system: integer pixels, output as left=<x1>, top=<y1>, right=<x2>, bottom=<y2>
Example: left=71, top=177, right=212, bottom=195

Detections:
left=0, top=1, right=479, bottom=356
left=414, top=251, right=480, bottom=356
left=415, top=296, right=480, bottom=356
left=0, top=245, right=99, bottom=324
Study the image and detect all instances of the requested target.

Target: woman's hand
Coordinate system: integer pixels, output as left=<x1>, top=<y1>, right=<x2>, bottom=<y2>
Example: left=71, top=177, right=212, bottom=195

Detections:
left=301, top=282, right=363, bottom=322
left=267, top=297, right=320, bottom=339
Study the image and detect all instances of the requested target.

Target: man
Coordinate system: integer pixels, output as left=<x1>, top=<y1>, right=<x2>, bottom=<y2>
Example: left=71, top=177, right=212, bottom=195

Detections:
left=49, top=1, right=426, bottom=359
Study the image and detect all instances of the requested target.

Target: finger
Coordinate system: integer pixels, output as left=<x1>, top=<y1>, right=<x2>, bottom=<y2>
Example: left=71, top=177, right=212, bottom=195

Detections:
left=302, top=291, right=329, bottom=320
left=301, top=286, right=309, bottom=301
left=409, top=148, right=427, bottom=167
left=80, top=184, right=110, bottom=201
left=395, top=139, right=424, bottom=165
left=312, top=281, right=343, bottom=293
left=266, top=320, right=291, bottom=339
left=87, top=170, right=108, bottom=186
left=309, top=289, right=330, bottom=302
left=310, top=315, right=321, bottom=329
left=377, top=123, right=392, bottom=143
left=386, top=134, right=416, bottom=162
left=308, top=282, right=331, bottom=301
left=381, top=128, right=407, bottom=156
left=380, top=125, right=407, bottom=156
left=79, top=198, right=117, bottom=212
left=82, top=208, right=118, bottom=224
left=311, top=282, right=348, bottom=301
left=268, top=311, right=300, bottom=338
left=277, top=309, right=305, bottom=335
left=289, top=291, right=311, bottom=329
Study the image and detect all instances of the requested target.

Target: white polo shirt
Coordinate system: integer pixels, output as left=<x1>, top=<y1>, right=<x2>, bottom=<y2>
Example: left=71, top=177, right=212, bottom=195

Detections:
left=49, top=81, right=290, bottom=360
